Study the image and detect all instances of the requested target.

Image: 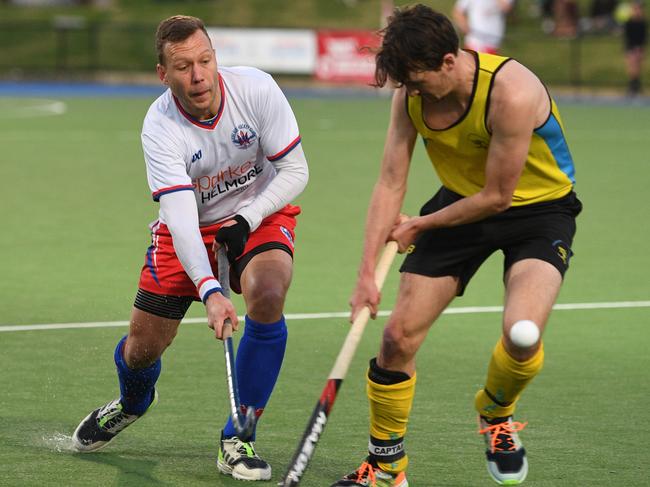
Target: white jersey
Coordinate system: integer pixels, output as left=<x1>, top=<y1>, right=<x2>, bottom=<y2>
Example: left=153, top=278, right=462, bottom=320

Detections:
left=455, top=0, right=513, bottom=50
left=140, top=66, right=308, bottom=302
left=142, top=66, right=302, bottom=230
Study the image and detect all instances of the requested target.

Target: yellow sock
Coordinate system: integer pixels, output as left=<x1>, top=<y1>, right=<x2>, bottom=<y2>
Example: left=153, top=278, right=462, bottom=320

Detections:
left=474, top=338, right=544, bottom=418
left=366, top=358, right=416, bottom=474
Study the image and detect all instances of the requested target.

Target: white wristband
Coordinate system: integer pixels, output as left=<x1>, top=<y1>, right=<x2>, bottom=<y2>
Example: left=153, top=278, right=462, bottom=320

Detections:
left=197, top=277, right=222, bottom=304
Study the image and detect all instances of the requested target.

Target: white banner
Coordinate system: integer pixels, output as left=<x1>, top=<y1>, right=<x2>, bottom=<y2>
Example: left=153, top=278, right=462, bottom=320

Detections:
left=207, top=27, right=317, bottom=74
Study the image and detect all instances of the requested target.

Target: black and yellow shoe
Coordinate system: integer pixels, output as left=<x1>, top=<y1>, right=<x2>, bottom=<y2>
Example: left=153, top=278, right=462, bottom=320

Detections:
left=331, top=458, right=408, bottom=487
left=478, top=416, right=528, bottom=485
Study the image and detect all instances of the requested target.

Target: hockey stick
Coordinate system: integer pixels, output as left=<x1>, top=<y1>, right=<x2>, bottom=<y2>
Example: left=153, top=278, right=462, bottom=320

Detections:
left=217, top=247, right=256, bottom=441
left=278, top=241, right=400, bottom=486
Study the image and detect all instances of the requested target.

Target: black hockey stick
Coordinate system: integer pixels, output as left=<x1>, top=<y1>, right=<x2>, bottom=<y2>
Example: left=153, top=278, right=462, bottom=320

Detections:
left=217, top=247, right=256, bottom=441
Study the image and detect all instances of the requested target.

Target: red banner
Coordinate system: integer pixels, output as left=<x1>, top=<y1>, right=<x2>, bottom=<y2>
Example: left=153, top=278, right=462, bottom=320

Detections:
left=315, top=30, right=381, bottom=84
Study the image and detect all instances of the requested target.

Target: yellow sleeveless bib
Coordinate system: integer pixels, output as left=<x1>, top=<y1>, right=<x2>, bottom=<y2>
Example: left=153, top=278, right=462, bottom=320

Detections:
left=407, top=51, right=575, bottom=205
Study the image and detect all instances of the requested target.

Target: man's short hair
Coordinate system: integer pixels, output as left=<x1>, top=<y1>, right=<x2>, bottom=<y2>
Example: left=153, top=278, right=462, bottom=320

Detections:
left=374, top=4, right=459, bottom=87
left=155, top=15, right=210, bottom=65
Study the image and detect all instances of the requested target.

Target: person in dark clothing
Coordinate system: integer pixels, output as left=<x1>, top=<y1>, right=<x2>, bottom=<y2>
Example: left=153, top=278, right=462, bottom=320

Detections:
left=623, top=1, right=647, bottom=95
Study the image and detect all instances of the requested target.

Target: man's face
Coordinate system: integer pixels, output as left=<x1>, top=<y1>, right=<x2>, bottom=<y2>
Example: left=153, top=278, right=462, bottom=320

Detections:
left=157, top=30, right=219, bottom=119
left=402, top=55, right=455, bottom=101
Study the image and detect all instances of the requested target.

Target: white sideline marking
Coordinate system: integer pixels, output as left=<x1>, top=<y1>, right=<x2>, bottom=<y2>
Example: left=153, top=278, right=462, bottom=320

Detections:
left=0, top=98, right=67, bottom=118
left=1, top=300, right=648, bottom=333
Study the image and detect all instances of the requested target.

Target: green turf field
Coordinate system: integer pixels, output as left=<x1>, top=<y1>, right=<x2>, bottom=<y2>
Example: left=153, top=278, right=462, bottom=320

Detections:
left=1, top=94, right=649, bottom=486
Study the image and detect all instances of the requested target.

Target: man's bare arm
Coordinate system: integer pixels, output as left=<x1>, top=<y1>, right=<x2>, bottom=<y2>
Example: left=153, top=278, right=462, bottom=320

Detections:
left=350, top=87, right=417, bottom=320
left=395, top=62, right=543, bottom=238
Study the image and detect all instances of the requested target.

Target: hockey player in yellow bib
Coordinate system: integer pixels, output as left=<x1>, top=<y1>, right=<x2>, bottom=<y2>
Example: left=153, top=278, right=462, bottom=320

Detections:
left=331, top=4, right=581, bottom=487
left=408, top=52, right=575, bottom=206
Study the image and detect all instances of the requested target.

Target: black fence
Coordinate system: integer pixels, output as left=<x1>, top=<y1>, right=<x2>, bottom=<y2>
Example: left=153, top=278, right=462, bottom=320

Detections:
left=0, top=19, right=637, bottom=89
left=0, top=20, right=156, bottom=74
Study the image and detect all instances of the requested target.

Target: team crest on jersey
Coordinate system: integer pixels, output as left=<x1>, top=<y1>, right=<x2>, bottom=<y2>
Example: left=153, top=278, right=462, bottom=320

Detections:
left=231, top=123, right=258, bottom=150
left=468, top=133, right=489, bottom=149
left=280, top=226, right=294, bottom=247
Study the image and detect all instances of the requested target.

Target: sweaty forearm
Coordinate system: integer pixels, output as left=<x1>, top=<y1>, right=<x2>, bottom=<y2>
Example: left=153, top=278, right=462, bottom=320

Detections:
left=417, top=191, right=509, bottom=231
left=359, top=180, right=405, bottom=276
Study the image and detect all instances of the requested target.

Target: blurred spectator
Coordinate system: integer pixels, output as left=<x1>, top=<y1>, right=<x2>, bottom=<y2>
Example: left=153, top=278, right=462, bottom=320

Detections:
left=588, top=0, right=619, bottom=32
left=591, top=0, right=619, bottom=19
left=540, top=0, right=556, bottom=34
left=621, top=1, right=648, bottom=95
left=453, top=0, right=515, bottom=54
left=541, top=0, right=555, bottom=17
left=553, top=0, right=580, bottom=37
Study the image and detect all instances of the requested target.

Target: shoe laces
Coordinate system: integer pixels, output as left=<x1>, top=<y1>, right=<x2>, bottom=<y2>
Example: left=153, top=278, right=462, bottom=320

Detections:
left=97, top=400, right=134, bottom=432
left=352, top=461, right=401, bottom=486
left=479, top=418, right=528, bottom=453
left=355, top=461, right=377, bottom=485
left=228, top=437, right=258, bottom=458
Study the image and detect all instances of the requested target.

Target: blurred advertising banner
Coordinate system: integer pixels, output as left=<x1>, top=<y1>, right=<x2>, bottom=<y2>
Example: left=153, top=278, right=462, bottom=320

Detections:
left=207, top=28, right=317, bottom=74
left=205, top=27, right=380, bottom=83
left=315, top=30, right=381, bottom=83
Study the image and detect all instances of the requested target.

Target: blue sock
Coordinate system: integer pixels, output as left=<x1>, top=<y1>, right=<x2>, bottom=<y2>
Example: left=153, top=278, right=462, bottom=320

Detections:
left=114, top=336, right=161, bottom=415
left=223, top=316, right=288, bottom=440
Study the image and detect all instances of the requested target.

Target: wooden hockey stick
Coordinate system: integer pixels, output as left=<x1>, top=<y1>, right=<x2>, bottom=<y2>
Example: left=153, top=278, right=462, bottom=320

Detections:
left=278, top=241, right=399, bottom=486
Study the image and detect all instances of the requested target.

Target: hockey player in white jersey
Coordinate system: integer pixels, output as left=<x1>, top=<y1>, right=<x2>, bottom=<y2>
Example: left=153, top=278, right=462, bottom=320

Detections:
left=72, top=15, right=309, bottom=481
left=453, top=0, right=514, bottom=54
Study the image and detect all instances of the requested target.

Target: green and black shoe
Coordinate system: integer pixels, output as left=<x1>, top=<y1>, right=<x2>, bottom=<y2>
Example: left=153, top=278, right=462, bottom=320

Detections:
left=217, top=432, right=271, bottom=481
left=72, top=390, right=158, bottom=452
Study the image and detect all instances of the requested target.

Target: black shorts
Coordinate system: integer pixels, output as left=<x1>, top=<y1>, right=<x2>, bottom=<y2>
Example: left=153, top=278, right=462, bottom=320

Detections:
left=400, top=187, right=583, bottom=296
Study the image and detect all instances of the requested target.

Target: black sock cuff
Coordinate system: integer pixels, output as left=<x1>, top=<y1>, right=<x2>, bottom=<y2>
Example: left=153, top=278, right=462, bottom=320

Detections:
left=483, top=387, right=512, bottom=408
left=367, top=358, right=411, bottom=385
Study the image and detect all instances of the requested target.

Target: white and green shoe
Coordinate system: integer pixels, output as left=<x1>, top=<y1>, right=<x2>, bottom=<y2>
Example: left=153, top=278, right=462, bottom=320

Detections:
left=217, top=433, right=271, bottom=481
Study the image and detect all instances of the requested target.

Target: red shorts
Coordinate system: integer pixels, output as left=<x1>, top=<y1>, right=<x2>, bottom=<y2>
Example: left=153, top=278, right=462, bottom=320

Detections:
left=138, top=204, right=300, bottom=298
